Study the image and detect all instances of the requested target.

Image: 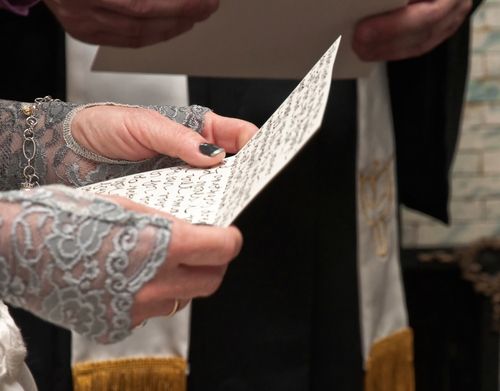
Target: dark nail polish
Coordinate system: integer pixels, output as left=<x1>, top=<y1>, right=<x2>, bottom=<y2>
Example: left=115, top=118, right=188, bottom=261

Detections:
left=199, top=143, right=224, bottom=157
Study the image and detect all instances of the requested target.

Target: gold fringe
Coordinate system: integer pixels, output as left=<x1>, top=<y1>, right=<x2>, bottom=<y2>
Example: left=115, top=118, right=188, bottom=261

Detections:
left=73, top=357, right=187, bottom=391
left=364, top=328, right=415, bottom=391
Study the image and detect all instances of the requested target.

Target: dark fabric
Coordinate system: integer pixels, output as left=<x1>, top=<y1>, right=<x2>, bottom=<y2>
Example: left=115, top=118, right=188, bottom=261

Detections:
left=187, top=7, right=480, bottom=388
left=9, top=307, right=72, bottom=391
left=0, top=3, right=480, bottom=391
left=389, top=1, right=481, bottom=223
left=0, top=3, right=66, bottom=101
left=188, top=79, right=363, bottom=391
left=0, top=4, right=72, bottom=391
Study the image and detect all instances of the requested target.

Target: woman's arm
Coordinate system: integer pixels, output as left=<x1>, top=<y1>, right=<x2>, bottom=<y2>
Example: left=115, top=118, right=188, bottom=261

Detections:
left=0, top=185, right=241, bottom=344
left=0, top=98, right=256, bottom=191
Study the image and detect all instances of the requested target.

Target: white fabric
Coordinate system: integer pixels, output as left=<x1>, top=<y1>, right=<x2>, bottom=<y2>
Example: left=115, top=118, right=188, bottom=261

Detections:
left=356, top=63, right=408, bottom=362
left=66, top=36, right=192, bottom=365
left=66, top=36, right=188, bottom=106
left=0, top=302, right=36, bottom=391
left=72, top=312, right=190, bottom=363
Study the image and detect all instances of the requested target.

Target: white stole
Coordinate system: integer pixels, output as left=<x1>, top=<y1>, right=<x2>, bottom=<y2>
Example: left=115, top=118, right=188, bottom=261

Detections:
left=66, top=36, right=192, bottom=390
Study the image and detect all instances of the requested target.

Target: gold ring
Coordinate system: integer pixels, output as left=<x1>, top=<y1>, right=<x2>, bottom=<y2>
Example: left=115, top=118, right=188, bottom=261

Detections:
left=166, top=299, right=180, bottom=318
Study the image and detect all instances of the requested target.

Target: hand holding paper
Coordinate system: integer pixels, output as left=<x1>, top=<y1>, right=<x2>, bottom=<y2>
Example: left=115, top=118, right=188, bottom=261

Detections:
left=83, top=38, right=341, bottom=227
left=353, top=0, right=473, bottom=61
left=71, top=105, right=257, bottom=167
left=100, top=194, right=242, bottom=326
left=44, top=0, right=219, bottom=47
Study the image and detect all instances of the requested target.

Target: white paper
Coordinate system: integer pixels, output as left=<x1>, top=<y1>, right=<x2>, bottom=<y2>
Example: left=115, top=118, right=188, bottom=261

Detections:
left=82, top=38, right=340, bottom=226
left=92, top=0, right=405, bottom=80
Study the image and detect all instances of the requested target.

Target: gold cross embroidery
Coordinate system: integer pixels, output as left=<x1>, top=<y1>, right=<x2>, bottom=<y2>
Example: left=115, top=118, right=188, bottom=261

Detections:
left=359, top=157, right=395, bottom=259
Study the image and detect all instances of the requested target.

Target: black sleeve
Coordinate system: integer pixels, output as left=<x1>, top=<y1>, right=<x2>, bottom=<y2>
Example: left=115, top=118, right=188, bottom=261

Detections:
left=388, top=0, right=483, bottom=222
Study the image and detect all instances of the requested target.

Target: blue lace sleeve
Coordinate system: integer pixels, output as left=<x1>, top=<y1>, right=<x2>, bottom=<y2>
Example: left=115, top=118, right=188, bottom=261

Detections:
left=0, top=99, right=209, bottom=190
left=0, top=185, right=171, bottom=344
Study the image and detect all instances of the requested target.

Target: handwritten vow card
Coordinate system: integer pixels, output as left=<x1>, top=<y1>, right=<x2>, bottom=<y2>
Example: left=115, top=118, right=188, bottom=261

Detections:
left=83, top=38, right=340, bottom=226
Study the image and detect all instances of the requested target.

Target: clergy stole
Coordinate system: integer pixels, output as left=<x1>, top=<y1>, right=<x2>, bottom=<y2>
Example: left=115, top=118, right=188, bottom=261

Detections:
left=357, top=64, right=414, bottom=391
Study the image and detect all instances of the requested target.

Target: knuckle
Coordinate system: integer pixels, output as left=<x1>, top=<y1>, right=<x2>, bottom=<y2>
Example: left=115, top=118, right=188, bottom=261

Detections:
left=172, top=124, right=191, bottom=144
left=122, top=107, right=144, bottom=131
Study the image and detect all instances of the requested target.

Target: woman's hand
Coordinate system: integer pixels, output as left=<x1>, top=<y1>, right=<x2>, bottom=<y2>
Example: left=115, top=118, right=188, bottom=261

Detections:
left=99, top=194, right=243, bottom=327
left=0, top=185, right=242, bottom=343
left=71, top=105, right=257, bottom=168
left=352, top=0, right=473, bottom=61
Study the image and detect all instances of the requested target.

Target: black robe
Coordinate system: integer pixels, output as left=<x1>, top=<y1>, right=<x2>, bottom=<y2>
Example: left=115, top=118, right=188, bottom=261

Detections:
left=186, top=5, right=478, bottom=390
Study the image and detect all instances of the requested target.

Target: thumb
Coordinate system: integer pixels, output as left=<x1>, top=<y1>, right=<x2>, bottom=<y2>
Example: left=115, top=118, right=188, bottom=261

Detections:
left=132, top=108, right=227, bottom=167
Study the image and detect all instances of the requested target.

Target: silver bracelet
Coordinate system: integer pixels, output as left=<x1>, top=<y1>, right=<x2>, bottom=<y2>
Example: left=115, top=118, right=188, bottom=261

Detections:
left=20, top=96, right=58, bottom=190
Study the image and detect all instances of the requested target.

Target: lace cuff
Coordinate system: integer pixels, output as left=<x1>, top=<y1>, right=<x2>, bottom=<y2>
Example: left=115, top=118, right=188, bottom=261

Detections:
left=0, top=185, right=171, bottom=344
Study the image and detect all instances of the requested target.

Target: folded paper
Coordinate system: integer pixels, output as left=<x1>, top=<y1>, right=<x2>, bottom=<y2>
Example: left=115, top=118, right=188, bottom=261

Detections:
left=84, top=38, right=340, bottom=226
left=92, top=0, right=405, bottom=80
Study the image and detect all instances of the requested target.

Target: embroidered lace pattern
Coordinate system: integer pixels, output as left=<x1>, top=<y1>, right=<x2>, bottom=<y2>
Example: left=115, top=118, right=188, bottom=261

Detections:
left=0, top=99, right=208, bottom=342
left=0, top=186, right=171, bottom=344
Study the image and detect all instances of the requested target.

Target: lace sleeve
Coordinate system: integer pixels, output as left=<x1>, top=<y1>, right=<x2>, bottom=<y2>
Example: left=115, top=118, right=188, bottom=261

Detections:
left=0, top=185, right=171, bottom=344
left=0, top=99, right=209, bottom=191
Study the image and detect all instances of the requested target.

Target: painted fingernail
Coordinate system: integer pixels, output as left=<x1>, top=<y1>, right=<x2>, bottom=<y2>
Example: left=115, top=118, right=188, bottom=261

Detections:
left=199, top=143, right=225, bottom=157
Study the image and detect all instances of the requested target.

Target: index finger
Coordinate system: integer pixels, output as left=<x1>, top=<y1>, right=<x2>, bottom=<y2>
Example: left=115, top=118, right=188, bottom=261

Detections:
left=98, top=0, right=219, bottom=19
left=202, top=112, right=259, bottom=154
left=169, top=220, right=243, bottom=267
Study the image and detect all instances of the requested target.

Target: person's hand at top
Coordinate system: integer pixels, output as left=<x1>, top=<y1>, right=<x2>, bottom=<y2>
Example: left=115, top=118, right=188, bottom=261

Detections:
left=43, top=0, right=219, bottom=47
left=352, top=0, right=473, bottom=61
left=0, top=99, right=257, bottom=191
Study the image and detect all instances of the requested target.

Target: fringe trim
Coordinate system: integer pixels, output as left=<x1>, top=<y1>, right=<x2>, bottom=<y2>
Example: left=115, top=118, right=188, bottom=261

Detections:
left=73, top=357, right=187, bottom=391
left=364, top=328, right=415, bottom=391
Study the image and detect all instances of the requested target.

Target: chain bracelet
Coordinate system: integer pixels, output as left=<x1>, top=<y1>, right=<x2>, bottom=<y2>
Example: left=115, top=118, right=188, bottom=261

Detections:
left=20, top=96, right=58, bottom=190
